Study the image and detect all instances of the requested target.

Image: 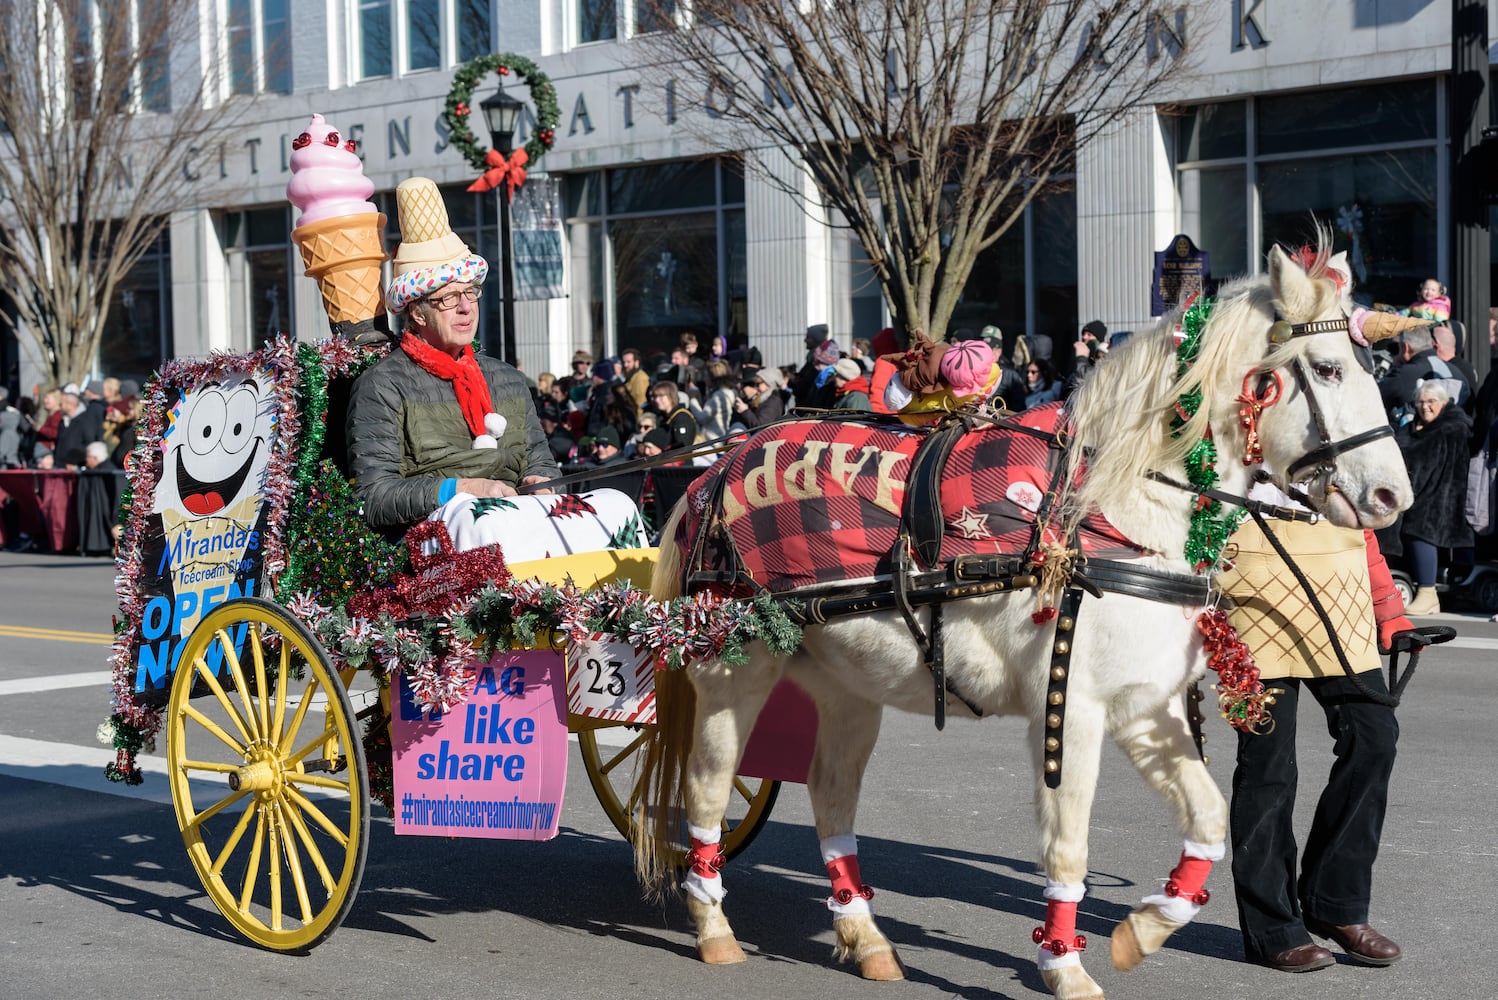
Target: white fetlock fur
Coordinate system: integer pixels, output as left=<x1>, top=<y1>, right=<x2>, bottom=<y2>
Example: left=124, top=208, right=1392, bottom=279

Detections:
left=687, top=895, right=745, bottom=965
left=833, top=915, right=903, bottom=981
left=1110, top=903, right=1186, bottom=972
left=1040, top=965, right=1105, bottom=1000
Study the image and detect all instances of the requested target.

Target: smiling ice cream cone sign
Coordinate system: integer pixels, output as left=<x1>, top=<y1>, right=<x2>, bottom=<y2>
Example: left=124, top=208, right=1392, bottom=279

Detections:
left=130, top=371, right=280, bottom=702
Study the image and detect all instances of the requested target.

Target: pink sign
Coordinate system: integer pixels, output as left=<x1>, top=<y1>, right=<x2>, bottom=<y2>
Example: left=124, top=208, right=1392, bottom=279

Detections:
left=390, top=650, right=568, bottom=840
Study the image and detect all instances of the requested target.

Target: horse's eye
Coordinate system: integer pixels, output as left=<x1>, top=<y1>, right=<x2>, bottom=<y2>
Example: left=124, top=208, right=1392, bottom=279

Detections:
left=1311, top=361, right=1342, bottom=382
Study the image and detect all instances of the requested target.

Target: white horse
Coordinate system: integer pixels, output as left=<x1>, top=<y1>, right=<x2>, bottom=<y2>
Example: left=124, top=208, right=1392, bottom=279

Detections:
left=634, top=240, right=1413, bottom=1000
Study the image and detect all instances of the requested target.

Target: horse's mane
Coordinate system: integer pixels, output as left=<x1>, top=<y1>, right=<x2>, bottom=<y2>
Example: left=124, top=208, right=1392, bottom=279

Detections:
left=1058, top=228, right=1347, bottom=546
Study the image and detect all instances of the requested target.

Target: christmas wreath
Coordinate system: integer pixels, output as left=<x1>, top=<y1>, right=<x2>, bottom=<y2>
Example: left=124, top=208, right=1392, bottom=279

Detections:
left=444, top=52, right=560, bottom=171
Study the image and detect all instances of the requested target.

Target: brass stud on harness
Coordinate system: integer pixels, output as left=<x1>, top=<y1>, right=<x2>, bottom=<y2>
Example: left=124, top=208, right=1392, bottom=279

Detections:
left=1051, top=665, right=1067, bottom=681
left=1269, top=320, right=1294, bottom=344
left=1044, top=759, right=1060, bottom=774
left=1054, top=639, right=1070, bottom=655
left=1058, top=616, right=1074, bottom=632
left=1045, top=736, right=1060, bottom=752
left=1048, top=690, right=1065, bottom=706
left=1046, top=712, right=1062, bottom=729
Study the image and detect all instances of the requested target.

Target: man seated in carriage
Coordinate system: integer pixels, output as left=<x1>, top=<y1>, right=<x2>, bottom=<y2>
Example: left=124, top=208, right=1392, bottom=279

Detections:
left=346, top=178, right=646, bottom=561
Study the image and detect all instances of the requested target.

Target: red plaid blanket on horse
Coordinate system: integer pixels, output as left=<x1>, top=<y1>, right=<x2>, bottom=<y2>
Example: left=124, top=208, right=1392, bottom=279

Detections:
left=680, top=404, right=1145, bottom=594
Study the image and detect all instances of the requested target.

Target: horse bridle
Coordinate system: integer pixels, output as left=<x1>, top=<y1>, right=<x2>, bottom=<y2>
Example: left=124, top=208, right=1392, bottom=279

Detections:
left=1266, top=314, right=1395, bottom=488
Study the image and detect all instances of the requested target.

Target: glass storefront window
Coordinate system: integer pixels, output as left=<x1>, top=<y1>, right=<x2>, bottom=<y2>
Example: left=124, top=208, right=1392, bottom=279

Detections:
left=1179, top=166, right=1247, bottom=282
left=1260, top=149, right=1436, bottom=307
left=608, top=160, right=719, bottom=214
left=99, top=231, right=172, bottom=382
left=1257, top=80, right=1436, bottom=156
left=612, top=212, right=720, bottom=353
left=1174, top=101, right=1246, bottom=162
left=223, top=207, right=292, bottom=351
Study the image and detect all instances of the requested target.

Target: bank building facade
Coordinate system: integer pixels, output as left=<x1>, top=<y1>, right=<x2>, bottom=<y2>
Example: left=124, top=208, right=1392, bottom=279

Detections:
left=3, top=1, right=1491, bottom=391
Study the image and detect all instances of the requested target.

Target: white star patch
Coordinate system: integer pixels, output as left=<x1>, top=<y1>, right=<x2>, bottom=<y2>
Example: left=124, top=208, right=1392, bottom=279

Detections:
left=952, top=507, right=991, bottom=540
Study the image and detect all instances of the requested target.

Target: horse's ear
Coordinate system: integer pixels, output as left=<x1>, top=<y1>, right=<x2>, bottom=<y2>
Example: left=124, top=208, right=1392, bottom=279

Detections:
left=1268, top=245, right=1318, bottom=320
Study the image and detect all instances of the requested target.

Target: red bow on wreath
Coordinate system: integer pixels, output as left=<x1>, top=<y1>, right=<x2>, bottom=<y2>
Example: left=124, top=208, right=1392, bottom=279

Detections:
left=467, top=147, right=529, bottom=199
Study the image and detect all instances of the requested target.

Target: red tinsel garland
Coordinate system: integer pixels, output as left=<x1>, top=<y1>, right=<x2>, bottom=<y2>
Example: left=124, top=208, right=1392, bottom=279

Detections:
left=1196, top=608, right=1276, bottom=733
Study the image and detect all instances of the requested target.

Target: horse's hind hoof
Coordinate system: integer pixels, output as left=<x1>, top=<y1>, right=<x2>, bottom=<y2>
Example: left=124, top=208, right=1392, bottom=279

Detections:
left=1110, top=903, right=1186, bottom=972
left=1041, top=966, right=1105, bottom=1000
left=698, top=935, right=747, bottom=965
left=858, top=948, right=905, bottom=981
left=1110, top=916, right=1145, bottom=972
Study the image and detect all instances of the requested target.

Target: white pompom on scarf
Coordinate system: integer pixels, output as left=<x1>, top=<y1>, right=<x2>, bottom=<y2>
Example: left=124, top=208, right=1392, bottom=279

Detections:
left=471, top=411, right=506, bottom=449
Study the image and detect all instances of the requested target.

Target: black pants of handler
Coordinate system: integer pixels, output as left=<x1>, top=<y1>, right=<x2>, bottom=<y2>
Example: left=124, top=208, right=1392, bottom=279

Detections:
left=1230, top=670, right=1399, bottom=961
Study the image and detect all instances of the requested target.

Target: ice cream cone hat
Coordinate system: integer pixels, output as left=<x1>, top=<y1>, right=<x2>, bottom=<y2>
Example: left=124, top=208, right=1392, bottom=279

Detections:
left=386, top=177, right=489, bottom=314
left=286, top=114, right=389, bottom=338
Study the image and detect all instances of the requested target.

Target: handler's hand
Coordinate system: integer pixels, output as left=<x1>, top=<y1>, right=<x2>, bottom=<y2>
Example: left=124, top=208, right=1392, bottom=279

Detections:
left=456, top=478, right=518, bottom=498
left=521, top=474, right=555, bottom=495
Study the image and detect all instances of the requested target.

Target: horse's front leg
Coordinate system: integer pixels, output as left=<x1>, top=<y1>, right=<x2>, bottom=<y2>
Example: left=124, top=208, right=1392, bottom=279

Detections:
left=803, top=688, right=903, bottom=981
left=1033, top=697, right=1109, bottom=1000
left=681, top=659, right=780, bottom=965
left=1107, top=691, right=1228, bottom=973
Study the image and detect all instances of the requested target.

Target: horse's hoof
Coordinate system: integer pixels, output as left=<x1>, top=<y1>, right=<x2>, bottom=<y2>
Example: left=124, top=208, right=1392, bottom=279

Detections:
left=1110, top=916, right=1145, bottom=972
left=858, top=948, right=905, bottom=981
left=1041, top=966, right=1105, bottom=1000
left=699, top=935, right=747, bottom=965
left=1110, top=904, right=1186, bottom=971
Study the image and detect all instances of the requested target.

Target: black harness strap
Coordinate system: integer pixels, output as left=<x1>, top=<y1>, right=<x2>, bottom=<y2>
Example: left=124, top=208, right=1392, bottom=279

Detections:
left=1042, top=587, right=1084, bottom=788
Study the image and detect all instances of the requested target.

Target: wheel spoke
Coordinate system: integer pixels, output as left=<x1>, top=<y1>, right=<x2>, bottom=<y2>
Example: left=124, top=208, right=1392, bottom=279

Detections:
left=279, top=794, right=338, bottom=893
left=273, top=802, right=315, bottom=925
left=190, top=653, right=254, bottom=746
left=268, top=807, right=283, bottom=931
left=270, top=640, right=290, bottom=744
left=217, top=627, right=262, bottom=742
left=287, top=723, right=340, bottom=770
left=285, top=785, right=351, bottom=845
left=732, top=776, right=755, bottom=804
left=250, top=627, right=271, bottom=742
left=212, top=798, right=259, bottom=876
left=286, top=772, right=354, bottom=793
left=185, top=786, right=251, bottom=830
left=278, top=673, right=322, bottom=755
left=237, top=807, right=267, bottom=914
left=597, top=731, right=650, bottom=776
left=183, top=704, right=250, bottom=756
left=181, top=759, right=242, bottom=775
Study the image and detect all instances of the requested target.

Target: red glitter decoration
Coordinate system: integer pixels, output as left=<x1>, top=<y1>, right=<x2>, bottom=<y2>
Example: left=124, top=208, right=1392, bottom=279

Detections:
left=1196, top=608, right=1276, bottom=732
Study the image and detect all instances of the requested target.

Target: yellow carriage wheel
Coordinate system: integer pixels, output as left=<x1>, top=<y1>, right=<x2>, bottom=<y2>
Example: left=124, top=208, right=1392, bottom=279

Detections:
left=166, top=597, right=369, bottom=951
left=576, top=727, right=779, bottom=862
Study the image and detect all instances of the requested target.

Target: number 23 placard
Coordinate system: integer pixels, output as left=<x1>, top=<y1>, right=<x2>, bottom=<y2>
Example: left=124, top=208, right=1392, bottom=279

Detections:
left=565, top=633, right=657, bottom=725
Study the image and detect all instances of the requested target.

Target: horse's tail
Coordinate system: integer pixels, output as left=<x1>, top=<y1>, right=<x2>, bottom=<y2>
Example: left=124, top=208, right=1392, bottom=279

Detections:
left=634, top=495, right=693, bottom=895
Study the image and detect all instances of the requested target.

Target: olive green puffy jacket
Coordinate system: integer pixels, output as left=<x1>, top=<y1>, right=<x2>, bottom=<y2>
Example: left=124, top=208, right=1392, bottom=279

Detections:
left=347, top=349, right=559, bottom=531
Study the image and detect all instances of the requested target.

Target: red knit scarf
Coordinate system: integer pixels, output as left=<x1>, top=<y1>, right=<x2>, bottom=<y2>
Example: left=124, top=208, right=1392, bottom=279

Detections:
left=401, top=331, right=495, bottom=438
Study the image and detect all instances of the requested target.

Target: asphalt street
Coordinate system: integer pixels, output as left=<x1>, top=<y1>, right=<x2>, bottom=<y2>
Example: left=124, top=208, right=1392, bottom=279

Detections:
left=0, top=550, right=1494, bottom=1000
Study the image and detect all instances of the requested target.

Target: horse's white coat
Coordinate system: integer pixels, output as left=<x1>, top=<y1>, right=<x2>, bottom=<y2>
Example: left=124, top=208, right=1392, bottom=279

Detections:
left=637, top=238, right=1412, bottom=1000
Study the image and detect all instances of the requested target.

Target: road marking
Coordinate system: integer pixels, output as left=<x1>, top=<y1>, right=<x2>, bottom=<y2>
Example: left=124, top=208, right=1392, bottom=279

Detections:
left=1447, top=636, right=1498, bottom=650
left=0, top=734, right=177, bottom=805
left=0, top=671, right=112, bottom=697
left=0, top=624, right=115, bottom=646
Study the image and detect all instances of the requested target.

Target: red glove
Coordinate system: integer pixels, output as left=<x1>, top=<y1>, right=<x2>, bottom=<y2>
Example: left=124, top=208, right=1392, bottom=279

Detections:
left=1364, top=530, right=1414, bottom=651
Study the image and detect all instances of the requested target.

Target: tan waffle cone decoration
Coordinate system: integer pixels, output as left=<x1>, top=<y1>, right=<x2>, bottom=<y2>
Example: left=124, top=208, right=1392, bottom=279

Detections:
left=293, top=213, right=388, bottom=324
left=1359, top=311, right=1433, bottom=344
left=392, top=178, right=472, bottom=276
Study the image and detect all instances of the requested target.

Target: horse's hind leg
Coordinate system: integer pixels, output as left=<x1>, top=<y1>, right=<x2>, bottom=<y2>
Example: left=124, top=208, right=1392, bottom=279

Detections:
left=1033, top=698, right=1109, bottom=1000
left=681, top=659, right=780, bottom=965
left=1107, top=693, right=1228, bottom=972
left=803, top=688, right=903, bottom=981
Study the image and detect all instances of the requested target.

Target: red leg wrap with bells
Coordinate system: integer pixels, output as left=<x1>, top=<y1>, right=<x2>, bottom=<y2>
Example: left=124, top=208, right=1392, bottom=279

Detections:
left=1163, top=853, right=1212, bottom=906
left=1033, top=899, right=1087, bottom=957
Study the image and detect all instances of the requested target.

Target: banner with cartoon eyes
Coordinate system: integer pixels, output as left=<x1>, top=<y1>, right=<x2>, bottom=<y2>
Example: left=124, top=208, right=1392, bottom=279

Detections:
left=132, top=369, right=281, bottom=702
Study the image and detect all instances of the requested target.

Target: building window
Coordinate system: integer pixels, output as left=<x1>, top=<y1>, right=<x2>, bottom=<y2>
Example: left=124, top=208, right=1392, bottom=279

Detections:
left=65, top=2, right=176, bottom=116
left=577, top=0, right=617, bottom=43
left=359, top=0, right=393, bottom=78
left=1175, top=80, right=1440, bottom=307
left=227, top=0, right=291, bottom=95
left=564, top=158, right=746, bottom=360
left=359, top=1, right=495, bottom=79
left=223, top=207, right=294, bottom=351
left=100, top=230, right=174, bottom=382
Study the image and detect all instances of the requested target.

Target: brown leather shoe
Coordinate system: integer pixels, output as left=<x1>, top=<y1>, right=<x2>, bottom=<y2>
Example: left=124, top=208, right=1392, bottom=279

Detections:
left=1304, top=917, right=1402, bottom=966
left=1259, top=942, right=1336, bottom=973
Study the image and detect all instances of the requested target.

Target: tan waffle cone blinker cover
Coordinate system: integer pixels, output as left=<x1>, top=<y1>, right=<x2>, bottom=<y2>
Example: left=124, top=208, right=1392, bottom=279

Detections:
left=392, top=177, right=472, bottom=277
left=292, top=213, right=388, bottom=324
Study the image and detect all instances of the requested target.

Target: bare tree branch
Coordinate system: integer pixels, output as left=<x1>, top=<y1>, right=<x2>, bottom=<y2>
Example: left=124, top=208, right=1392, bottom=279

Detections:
left=637, top=0, right=1202, bottom=341
left=0, top=0, right=249, bottom=387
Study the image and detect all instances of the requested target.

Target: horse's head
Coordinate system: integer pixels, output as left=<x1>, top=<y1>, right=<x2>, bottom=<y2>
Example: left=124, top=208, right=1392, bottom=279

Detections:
left=1225, top=244, right=1412, bottom=530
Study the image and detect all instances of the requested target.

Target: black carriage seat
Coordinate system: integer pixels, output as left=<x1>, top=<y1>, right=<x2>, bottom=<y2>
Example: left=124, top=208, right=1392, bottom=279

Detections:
left=321, top=373, right=356, bottom=479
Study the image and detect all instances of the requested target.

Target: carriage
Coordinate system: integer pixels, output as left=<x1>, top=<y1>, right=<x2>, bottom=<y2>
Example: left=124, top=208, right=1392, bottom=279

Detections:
left=102, top=234, right=1452, bottom=999
left=100, top=332, right=802, bottom=951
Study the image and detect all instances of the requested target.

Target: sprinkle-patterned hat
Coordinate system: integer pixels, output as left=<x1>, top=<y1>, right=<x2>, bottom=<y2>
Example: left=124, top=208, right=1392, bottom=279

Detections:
left=385, top=177, right=488, bottom=313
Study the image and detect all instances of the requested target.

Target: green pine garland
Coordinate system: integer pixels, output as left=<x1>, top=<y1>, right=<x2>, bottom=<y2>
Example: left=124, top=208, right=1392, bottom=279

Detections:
left=1170, top=297, right=1247, bottom=572
left=444, top=53, right=560, bottom=170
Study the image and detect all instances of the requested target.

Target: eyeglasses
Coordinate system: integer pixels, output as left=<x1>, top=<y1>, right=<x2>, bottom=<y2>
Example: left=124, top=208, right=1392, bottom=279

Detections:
left=425, top=286, right=482, bottom=311
left=1027, top=367, right=1041, bottom=375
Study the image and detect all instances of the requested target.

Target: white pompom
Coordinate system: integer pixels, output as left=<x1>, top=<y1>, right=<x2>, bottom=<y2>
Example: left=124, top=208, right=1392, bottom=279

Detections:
left=484, top=412, right=507, bottom=437
left=472, top=434, right=498, bottom=449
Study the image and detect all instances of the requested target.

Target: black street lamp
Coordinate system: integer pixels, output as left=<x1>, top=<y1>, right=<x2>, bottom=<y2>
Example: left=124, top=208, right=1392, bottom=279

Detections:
left=481, top=84, right=524, bottom=366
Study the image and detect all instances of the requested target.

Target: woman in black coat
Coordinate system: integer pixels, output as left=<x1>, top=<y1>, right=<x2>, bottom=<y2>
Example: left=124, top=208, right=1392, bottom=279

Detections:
left=1397, top=380, right=1473, bottom=613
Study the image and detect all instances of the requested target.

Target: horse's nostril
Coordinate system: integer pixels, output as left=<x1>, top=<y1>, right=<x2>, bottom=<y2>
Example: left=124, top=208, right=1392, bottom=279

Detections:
left=1374, top=488, right=1397, bottom=511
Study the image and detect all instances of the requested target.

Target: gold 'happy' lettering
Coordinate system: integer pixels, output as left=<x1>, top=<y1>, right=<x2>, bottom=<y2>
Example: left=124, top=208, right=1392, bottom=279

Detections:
left=782, top=441, right=828, bottom=500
